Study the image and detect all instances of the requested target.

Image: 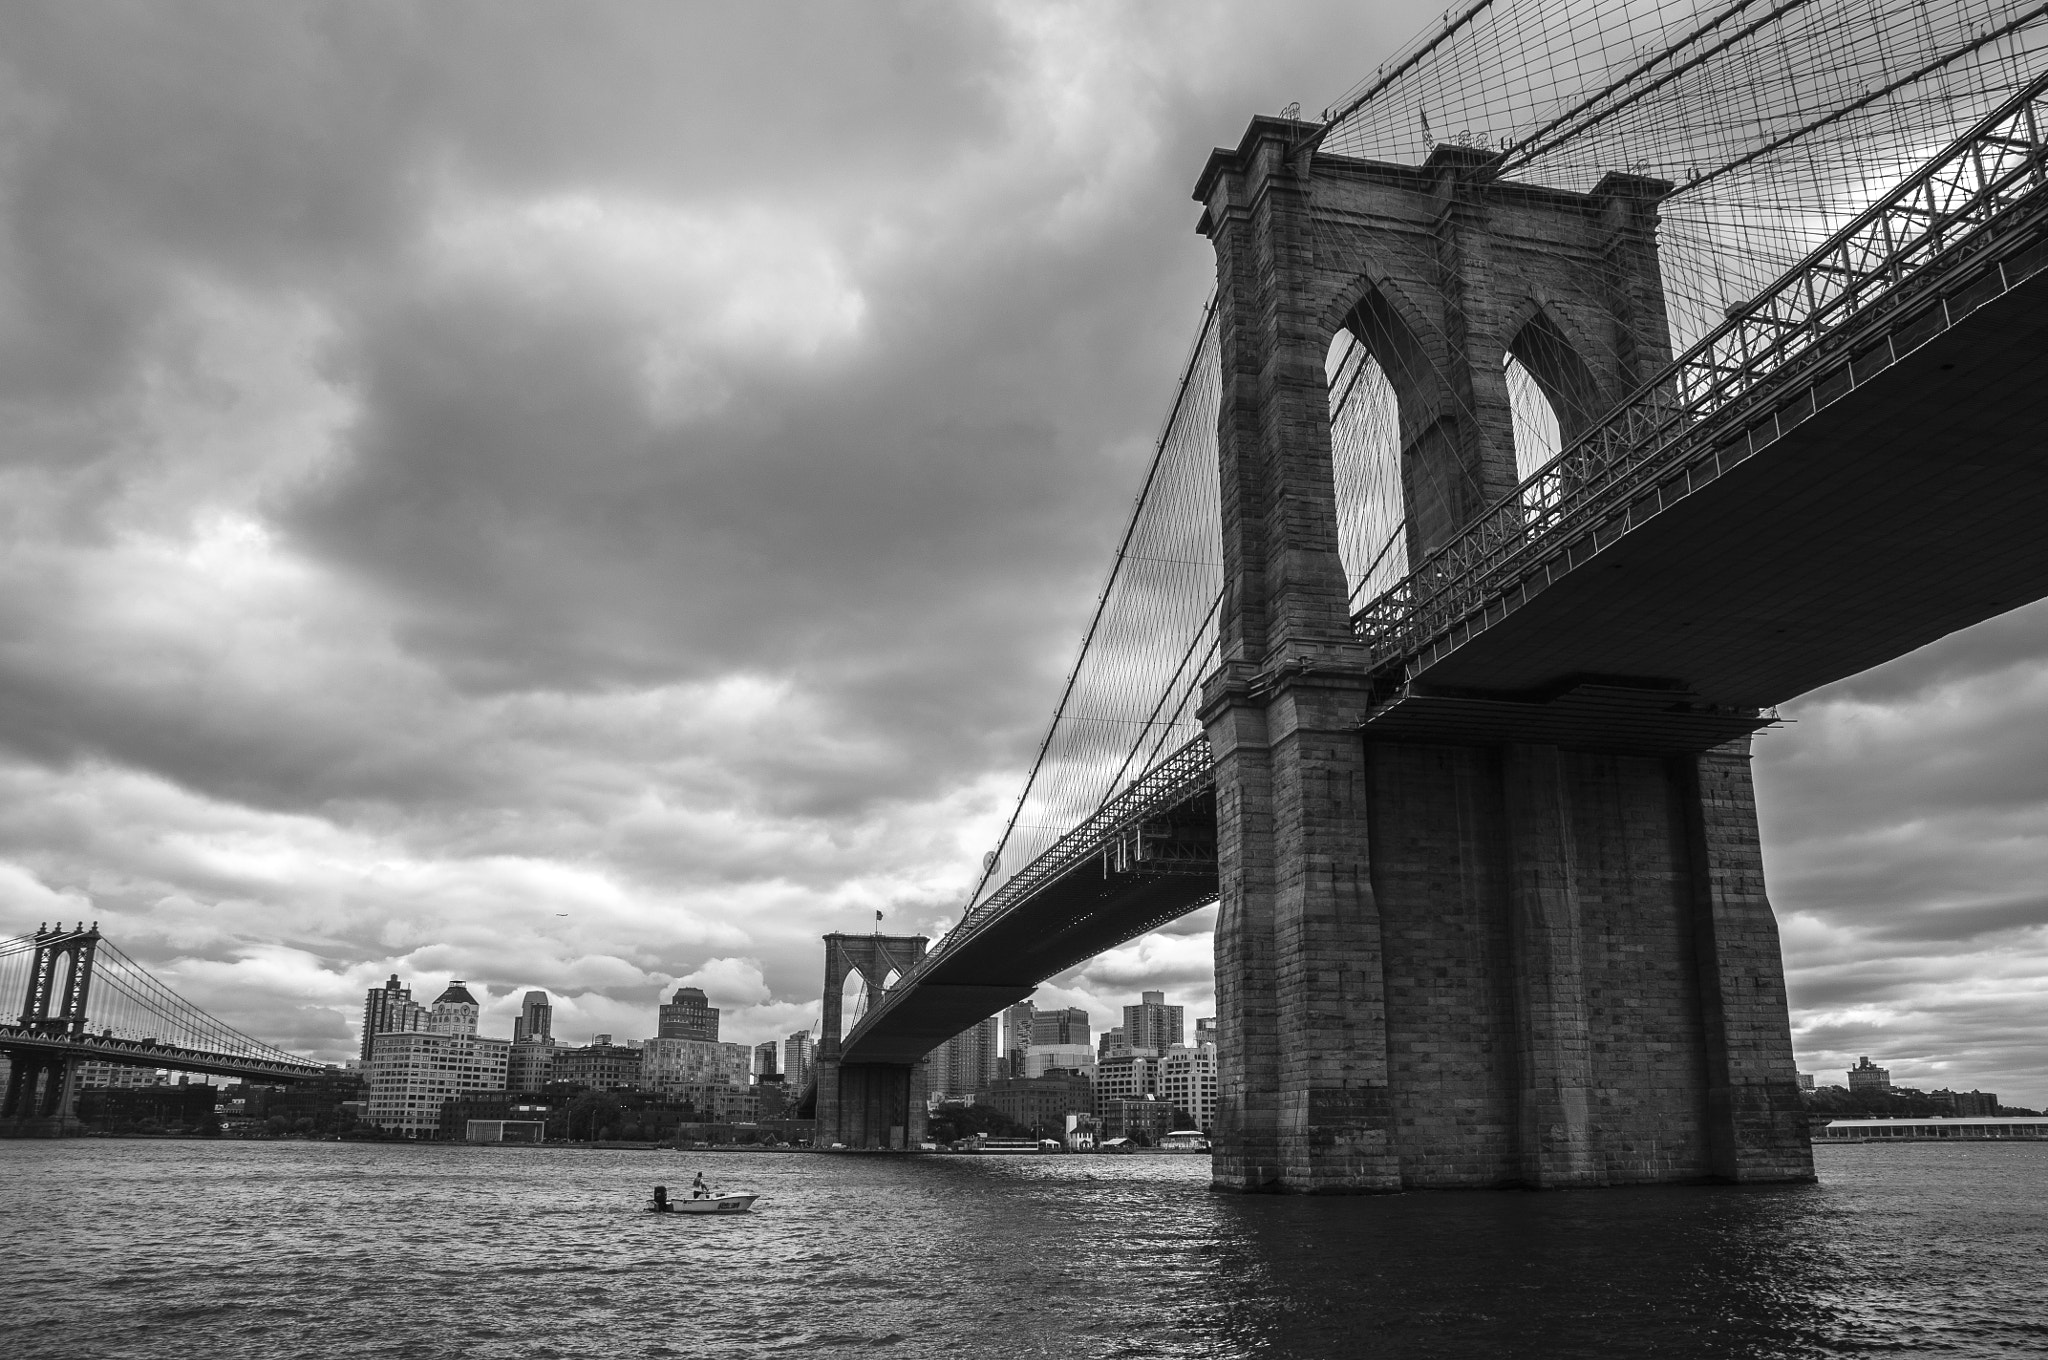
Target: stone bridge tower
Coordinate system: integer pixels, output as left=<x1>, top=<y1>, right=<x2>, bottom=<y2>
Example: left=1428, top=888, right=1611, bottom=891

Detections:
left=2, top=923, right=100, bottom=1136
left=1193, top=118, right=1811, bottom=1192
left=812, top=931, right=930, bottom=1150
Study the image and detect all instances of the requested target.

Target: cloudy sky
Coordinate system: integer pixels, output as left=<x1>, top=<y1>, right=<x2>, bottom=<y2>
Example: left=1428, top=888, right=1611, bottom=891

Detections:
left=0, top=2, right=2042, bottom=1105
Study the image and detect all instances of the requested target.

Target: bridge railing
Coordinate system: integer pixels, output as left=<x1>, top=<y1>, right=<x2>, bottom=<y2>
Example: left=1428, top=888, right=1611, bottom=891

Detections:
left=1354, top=69, right=2048, bottom=668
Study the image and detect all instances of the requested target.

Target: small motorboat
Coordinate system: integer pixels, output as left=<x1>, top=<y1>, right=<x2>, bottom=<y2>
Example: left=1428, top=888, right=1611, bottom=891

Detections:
left=649, top=1185, right=759, bottom=1215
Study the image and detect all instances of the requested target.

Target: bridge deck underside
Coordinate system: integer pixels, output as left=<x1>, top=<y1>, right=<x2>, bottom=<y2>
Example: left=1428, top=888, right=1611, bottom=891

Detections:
left=841, top=852, right=1219, bottom=1064
left=1368, top=265, right=2048, bottom=745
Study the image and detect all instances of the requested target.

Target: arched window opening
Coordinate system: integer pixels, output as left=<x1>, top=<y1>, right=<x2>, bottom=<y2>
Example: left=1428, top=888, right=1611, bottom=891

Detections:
left=840, top=969, right=870, bottom=1037
left=1505, top=351, right=1563, bottom=484
left=1326, top=329, right=1408, bottom=605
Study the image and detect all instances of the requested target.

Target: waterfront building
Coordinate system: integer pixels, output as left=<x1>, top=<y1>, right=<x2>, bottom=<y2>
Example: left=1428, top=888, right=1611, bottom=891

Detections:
left=783, top=1030, right=814, bottom=1089
left=513, top=990, right=553, bottom=1043
left=1848, top=1056, right=1893, bottom=1092
left=1095, top=1052, right=1160, bottom=1101
left=638, top=1037, right=748, bottom=1096
left=753, top=1040, right=780, bottom=1080
left=1158, top=1045, right=1218, bottom=1133
left=366, top=991, right=510, bottom=1138
left=1933, top=1089, right=2001, bottom=1116
left=1030, top=1007, right=1090, bottom=1048
left=507, top=1038, right=557, bottom=1095
left=657, top=986, right=719, bottom=1041
left=1122, top=991, right=1183, bottom=1053
left=1003, top=1000, right=1035, bottom=1079
left=932, top=1016, right=1001, bottom=1098
left=76, top=1061, right=166, bottom=1090
left=1064, top=1112, right=1099, bottom=1151
left=359, top=974, right=426, bottom=1063
left=554, top=1040, right=644, bottom=1091
left=1100, top=1095, right=1173, bottom=1145
left=986, top=1072, right=1094, bottom=1135
left=1024, top=1043, right=1095, bottom=1080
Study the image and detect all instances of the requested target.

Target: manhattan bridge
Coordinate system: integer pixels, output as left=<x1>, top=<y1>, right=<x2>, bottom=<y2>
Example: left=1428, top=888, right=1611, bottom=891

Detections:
left=804, top=0, right=2048, bottom=1191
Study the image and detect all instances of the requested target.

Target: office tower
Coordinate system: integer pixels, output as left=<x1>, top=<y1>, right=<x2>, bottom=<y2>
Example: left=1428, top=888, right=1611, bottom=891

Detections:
left=658, top=986, right=719, bottom=1041
left=1194, top=1016, right=1218, bottom=1050
left=1004, top=999, right=1035, bottom=1078
left=784, top=1030, right=815, bottom=1088
left=932, top=1015, right=1000, bottom=1098
left=513, top=991, right=553, bottom=1043
left=753, top=1040, right=780, bottom=1080
left=1098, top=1026, right=1125, bottom=1059
left=360, top=975, right=419, bottom=1064
left=1030, top=1007, right=1090, bottom=1048
left=1122, top=991, right=1183, bottom=1052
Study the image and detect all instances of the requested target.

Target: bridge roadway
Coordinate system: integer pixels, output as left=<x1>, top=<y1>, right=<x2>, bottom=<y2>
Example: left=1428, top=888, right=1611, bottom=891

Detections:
left=0, top=1024, right=327, bottom=1084
left=835, top=76, right=2048, bottom=1074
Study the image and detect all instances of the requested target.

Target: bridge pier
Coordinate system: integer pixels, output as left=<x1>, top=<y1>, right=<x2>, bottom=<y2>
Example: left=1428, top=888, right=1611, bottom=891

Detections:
left=1195, top=117, right=1810, bottom=1191
left=1, top=1055, right=82, bottom=1137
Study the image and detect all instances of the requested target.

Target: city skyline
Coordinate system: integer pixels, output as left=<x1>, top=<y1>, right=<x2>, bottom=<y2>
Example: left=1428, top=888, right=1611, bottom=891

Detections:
left=0, top=3, right=2041, bottom=1106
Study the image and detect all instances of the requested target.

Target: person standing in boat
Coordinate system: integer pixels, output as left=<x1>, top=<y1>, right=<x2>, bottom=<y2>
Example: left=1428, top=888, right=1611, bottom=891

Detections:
left=691, top=1171, right=711, bottom=1199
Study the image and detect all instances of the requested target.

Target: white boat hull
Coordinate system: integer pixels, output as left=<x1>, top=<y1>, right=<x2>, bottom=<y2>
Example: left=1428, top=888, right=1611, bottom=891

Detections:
left=669, top=1193, right=758, bottom=1214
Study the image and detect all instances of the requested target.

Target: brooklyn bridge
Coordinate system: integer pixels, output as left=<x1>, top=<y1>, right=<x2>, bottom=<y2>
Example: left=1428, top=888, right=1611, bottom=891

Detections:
left=803, top=0, right=2048, bottom=1191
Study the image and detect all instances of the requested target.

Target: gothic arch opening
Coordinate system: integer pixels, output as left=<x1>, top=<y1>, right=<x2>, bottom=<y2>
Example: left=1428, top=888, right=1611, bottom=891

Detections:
left=839, top=967, right=870, bottom=1038
left=1504, top=308, right=1604, bottom=483
left=1326, top=328, right=1407, bottom=605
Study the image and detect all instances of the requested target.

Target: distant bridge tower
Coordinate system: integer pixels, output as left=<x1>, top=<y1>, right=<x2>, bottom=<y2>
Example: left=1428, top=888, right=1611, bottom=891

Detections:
left=1193, top=118, right=1810, bottom=1191
left=812, top=931, right=931, bottom=1150
left=2, top=923, right=100, bottom=1136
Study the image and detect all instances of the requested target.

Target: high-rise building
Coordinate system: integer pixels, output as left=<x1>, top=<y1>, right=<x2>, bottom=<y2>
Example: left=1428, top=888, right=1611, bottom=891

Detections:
left=360, top=974, right=426, bottom=1063
left=1848, top=1056, right=1892, bottom=1092
left=429, top=981, right=481, bottom=1035
left=1098, top=1026, right=1126, bottom=1059
left=1159, top=1045, right=1218, bottom=1133
left=1030, top=1007, right=1090, bottom=1048
left=513, top=991, right=553, bottom=1043
left=365, top=982, right=510, bottom=1137
left=753, top=1040, right=780, bottom=1080
left=1003, top=999, right=1035, bottom=1080
left=658, top=986, right=719, bottom=1041
left=1123, top=991, right=1183, bottom=1052
left=1194, top=1016, right=1218, bottom=1050
left=783, top=1030, right=815, bottom=1089
left=932, top=1015, right=1000, bottom=1098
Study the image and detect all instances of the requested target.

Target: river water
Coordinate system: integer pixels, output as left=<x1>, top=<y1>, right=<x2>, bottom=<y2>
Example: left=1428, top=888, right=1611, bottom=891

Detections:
left=3, top=1141, right=2044, bottom=1359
